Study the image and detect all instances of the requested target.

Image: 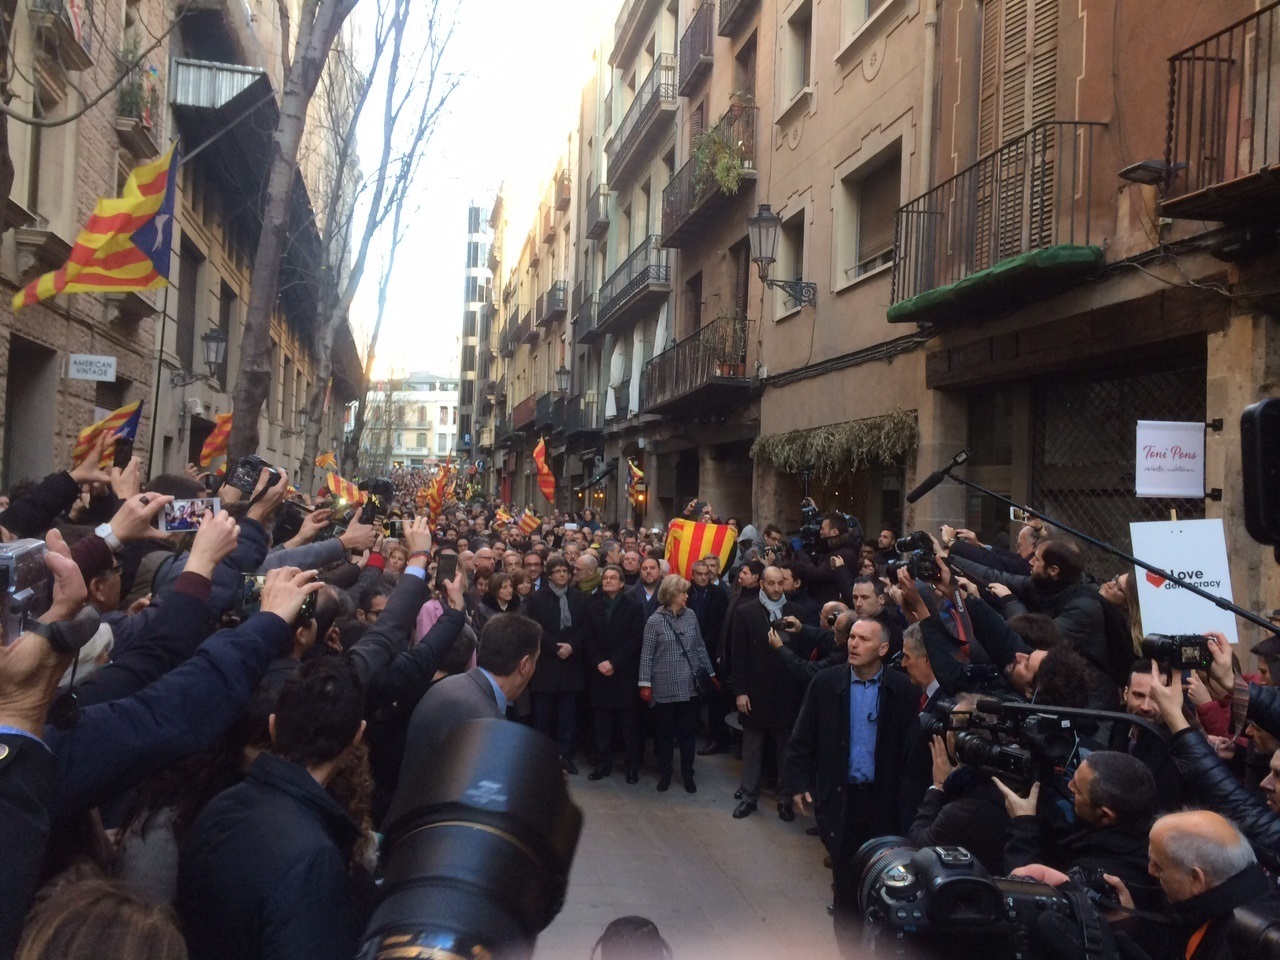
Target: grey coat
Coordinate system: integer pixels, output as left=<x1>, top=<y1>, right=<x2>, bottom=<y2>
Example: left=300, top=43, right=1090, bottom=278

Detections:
left=639, top=607, right=713, bottom=703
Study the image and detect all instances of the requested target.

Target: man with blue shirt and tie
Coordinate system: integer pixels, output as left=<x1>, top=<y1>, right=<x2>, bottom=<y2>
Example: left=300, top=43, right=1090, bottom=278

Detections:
left=786, top=613, right=923, bottom=956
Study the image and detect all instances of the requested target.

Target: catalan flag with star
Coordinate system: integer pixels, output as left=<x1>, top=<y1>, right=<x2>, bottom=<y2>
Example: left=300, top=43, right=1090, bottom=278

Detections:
left=14, top=142, right=178, bottom=309
left=71, top=400, right=143, bottom=468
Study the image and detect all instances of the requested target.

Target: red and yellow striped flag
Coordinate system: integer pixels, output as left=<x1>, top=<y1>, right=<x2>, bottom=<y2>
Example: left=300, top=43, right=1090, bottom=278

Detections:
left=532, top=437, right=556, bottom=505
left=315, top=451, right=338, bottom=471
left=493, top=507, right=513, bottom=527
left=71, top=400, right=143, bottom=468
left=326, top=473, right=365, bottom=504
left=199, top=413, right=232, bottom=466
left=517, top=508, right=540, bottom=535
left=664, top=519, right=737, bottom=579
left=14, top=143, right=178, bottom=309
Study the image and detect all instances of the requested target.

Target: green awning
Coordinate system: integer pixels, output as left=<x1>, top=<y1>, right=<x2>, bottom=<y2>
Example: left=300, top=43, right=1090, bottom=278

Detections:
left=888, top=244, right=1105, bottom=325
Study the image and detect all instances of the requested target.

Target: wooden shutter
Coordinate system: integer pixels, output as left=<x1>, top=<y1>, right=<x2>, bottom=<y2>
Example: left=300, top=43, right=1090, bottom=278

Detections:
left=977, top=0, right=1003, bottom=156
left=857, top=155, right=901, bottom=271
left=691, top=101, right=705, bottom=141
left=732, top=240, right=749, bottom=318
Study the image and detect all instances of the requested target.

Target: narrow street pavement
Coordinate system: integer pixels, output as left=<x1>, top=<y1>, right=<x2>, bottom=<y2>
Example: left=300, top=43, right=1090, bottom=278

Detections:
left=536, top=749, right=839, bottom=959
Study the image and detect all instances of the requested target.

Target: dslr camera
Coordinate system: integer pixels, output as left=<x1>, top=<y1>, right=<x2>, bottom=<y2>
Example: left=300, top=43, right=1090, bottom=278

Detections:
left=1141, top=633, right=1213, bottom=672
left=886, top=530, right=942, bottom=583
left=226, top=455, right=280, bottom=495
left=0, top=539, right=51, bottom=645
left=359, top=477, right=396, bottom=523
left=854, top=839, right=1117, bottom=960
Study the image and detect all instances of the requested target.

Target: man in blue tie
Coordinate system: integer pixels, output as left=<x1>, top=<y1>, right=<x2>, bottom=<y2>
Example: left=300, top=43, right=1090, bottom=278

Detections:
left=786, top=613, right=924, bottom=957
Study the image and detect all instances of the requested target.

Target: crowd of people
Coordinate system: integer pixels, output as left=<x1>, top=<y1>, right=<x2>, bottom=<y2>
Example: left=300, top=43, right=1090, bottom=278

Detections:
left=2, top=434, right=1280, bottom=960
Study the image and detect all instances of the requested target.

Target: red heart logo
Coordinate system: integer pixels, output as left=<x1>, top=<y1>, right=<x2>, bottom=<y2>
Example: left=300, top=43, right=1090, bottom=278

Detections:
left=1145, top=571, right=1166, bottom=589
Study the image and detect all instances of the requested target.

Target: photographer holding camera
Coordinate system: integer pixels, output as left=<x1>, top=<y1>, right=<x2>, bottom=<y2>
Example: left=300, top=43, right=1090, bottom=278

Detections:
left=791, top=499, right=863, bottom=605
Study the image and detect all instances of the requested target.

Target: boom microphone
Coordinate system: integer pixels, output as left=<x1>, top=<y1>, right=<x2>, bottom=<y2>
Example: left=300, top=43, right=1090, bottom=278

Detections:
left=905, top=449, right=972, bottom=504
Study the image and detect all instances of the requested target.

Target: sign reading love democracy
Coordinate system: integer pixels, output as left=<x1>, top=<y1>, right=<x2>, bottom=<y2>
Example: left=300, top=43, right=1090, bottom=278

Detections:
left=1135, top=420, right=1205, bottom=498
left=1129, top=518, right=1238, bottom=644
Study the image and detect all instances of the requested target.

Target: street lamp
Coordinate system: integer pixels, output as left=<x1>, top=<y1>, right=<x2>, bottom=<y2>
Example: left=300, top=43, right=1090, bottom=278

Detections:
left=555, top=365, right=570, bottom=394
left=282, top=408, right=309, bottom=438
left=746, top=203, right=817, bottom=307
left=201, top=329, right=228, bottom=378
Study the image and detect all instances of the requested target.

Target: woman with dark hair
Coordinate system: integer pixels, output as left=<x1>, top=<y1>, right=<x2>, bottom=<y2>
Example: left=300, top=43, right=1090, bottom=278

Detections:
left=639, top=574, right=715, bottom=794
left=474, top=571, right=520, bottom=628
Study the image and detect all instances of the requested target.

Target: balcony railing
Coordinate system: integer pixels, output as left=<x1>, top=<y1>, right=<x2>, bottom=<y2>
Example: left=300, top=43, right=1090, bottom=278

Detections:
left=512, top=395, right=537, bottom=430
left=610, top=379, right=633, bottom=421
left=555, top=170, right=572, bottom=211
left=678, top=3, right=714, bottom=96
left=662, top=105, right=759, bottom=247
left=541, top=205, right=555, bottom=244
left=575, top=291, right=601, bottom=343
left=1163, top=2, right=1280, bottom=222
left=606, top=54, right=677, bottom=187
left=892, top=121, right=1103, bottom=305
left=718, top=0, right=757, bottom=37
left=31, top=0, right=94, bottom=70
left=597, top=235, right=671, bottom=333
left=494, top=415, right=514, bottom=447
left=641, top=315, right=751, bottom=414
left=612, top=0, right=662, bottom=66
left=519, top=309, right=537, bottom=345
left=499, top=315, right=521, bottom=357
left=535, top=392, right=555, bottom=429
left=565, top=392, right=603, bottom=437
left=538, top=281, right=567, bottom=326
left=586, top=183, right=611, bottom=240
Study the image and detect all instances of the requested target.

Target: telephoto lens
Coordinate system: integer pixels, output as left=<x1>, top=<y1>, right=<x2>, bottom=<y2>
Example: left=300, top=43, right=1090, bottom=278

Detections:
left=359, top=720, right=583, bottom=960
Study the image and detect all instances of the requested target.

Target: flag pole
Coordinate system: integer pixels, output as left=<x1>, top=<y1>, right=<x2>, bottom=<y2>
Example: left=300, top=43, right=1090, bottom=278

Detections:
left=144, top=282, right=172, bottom=481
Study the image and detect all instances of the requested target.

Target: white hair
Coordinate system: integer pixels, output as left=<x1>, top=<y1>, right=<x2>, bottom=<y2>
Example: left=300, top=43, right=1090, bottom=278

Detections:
left=1158, top=816, right=1256, bottom=884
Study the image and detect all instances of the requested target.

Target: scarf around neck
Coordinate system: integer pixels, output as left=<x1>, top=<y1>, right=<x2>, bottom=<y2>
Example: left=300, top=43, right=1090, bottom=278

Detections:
left=548, top=582, right=572, bottom=629
left=759, top=589, right=787, bottom=619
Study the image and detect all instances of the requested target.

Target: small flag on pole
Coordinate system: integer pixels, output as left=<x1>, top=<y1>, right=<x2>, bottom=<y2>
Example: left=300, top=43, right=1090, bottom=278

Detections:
left=71, top=400, right=143, bottom=468
left=517, top=508, right=540, bottom=535
left=199, top=413, right=233, bottom=467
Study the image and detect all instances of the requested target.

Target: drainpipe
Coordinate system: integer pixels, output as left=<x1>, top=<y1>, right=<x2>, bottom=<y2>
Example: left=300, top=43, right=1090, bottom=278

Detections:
left=919, top=0, right=938, bottom=192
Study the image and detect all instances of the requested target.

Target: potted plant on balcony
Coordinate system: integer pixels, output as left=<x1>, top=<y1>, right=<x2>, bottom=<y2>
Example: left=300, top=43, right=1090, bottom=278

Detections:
left=691, top=126, right=744, bottom=196
left=727, top=90, right=754, bottom=119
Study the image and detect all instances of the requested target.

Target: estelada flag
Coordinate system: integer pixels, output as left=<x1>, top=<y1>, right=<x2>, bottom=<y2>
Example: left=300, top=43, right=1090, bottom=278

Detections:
left=15, top=143, right=178, bottom=309
left=517, top=508, right=540, bottom=535
left=665, top=519, right=737, bottom=579
left=71, top=400, right=144, bottom=468
left=326, top=473, right=365, bottom=504
left=199, top=413, right=232, bottom=466
left=315, top=451, right=338, bottom=471
left=532, top=437, right=556, bottom=505
left=626, top=458, right=644, bottom=505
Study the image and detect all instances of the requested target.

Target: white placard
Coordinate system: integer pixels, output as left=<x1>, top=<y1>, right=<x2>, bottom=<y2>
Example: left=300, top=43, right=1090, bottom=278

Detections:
left=1129, top=519, right=1238, bottom=644
left=1135, top=420, right=1204, bottom=498
left=67, top=354, right=117, bottom=382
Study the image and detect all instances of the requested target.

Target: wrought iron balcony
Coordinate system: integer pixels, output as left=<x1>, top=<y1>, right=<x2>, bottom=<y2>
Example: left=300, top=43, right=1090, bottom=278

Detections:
left=494, top=415, right=514, bottom=448
left=611, top=379, right=633, bottom=421
left=555, top=170, right=572, bottom=211
left=565, top=392, right=603, bottom=438
left=718, top=0, right=757, bottom=37
left=662, top=105, right=759, bottom=247
left=538, top=281, right=567, bottom=327
left=520, top=309, right=537, bottom=345
left=678, top=3, right=714, bottom=97
left=1163, top=2, right=1280, bottom=222
left=612, top=0, right=664, bottom=67
left=500, top=314, right=521, bottom=358
left=586, top=184, right=611, bottom=240
left=597, top=235, right=671, bottom=334
left=891, top=121, right=1103, bottom=321
left=31, top=0, right=94, bottom=70
left=535, top=392, right=556, bottom=430
left=512, top=395, right=537, bottom=431
left=605, top=55, right=677, bottom=187
left=574, top=289, right=601, bottom=344
left=641, top=315, right=751, bottom=414
left=541, top=205, right=555, bottom=244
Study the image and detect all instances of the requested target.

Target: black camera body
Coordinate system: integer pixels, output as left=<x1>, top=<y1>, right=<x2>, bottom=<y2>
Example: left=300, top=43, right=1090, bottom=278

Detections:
left=227, top=455, right=278, bottom=494
left=886, top=530, right=941, bottom=583
left=854, top=840, right=1080, bottom=960
left=359, top=477, right=396, bottom=523
left=795, top=500, right=863, bottom=556
left=1141, top=633, right=1213, bottom=671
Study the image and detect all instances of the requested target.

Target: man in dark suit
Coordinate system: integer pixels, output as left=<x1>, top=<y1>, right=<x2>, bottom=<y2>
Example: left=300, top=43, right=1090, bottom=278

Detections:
left=395, top=613, right=542, bottom=794
left=524, top=557, right=589, bottom=773
left=786, top=613, right=921, bottom=958
left=583, top=564, right=647, bottom=782
left=688, top=559, right=731, bottom=754
left=628, top=556, right=663, bottom=619
left=731, top=565, right=804, bottom=821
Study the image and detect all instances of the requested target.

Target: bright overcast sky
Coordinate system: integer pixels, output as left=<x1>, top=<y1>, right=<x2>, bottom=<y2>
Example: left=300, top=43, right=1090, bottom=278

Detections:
left=349, top=0, right=615, bottom=380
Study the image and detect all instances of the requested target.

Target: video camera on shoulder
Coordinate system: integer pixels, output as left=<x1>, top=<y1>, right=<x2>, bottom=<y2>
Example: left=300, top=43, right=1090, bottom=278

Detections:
left=886, top=530, right=942, bottom=583
left=0, top=539, right=51, bottom=646
left=1140, top=633, right=1213, bottom=672
left=226, top=455, right=280, bottom=495
left=795, top=499, right=863, bottom=554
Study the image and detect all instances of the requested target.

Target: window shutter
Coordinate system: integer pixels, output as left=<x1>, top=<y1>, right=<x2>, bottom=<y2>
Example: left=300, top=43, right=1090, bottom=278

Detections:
left=978, top=0, right=1002, bottom=156
left=1000, top=0, right=1029, bottom=143
left=1030, top=0, right=1058, bottom=127
left=691, top=101, right=705, bottom=141
left=857, top=156, right=901, bottom=270
left=732, top=241, right=749, bottom=318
